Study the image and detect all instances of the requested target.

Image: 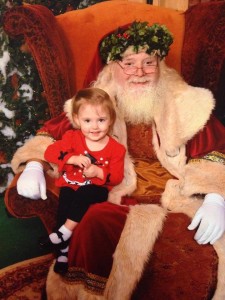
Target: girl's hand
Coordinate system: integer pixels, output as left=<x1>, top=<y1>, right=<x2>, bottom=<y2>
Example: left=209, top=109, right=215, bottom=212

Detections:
left=67, top=155, right=91, bottom=168
left=83, top=165, right=103, bottom=179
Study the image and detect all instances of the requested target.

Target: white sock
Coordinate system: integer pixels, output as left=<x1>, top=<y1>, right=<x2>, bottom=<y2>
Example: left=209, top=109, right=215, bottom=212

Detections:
left=49, top=225, right=72, bottom=244
left=57, top=246, right=69, bottom=263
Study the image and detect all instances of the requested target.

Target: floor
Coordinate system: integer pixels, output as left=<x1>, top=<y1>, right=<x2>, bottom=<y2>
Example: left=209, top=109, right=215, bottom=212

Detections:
left=0, top=196, right=51, bottom=269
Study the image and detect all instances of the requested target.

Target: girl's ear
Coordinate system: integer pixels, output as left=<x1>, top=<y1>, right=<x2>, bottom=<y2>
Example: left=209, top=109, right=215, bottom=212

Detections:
left=73, top=114, right=80, bottom=128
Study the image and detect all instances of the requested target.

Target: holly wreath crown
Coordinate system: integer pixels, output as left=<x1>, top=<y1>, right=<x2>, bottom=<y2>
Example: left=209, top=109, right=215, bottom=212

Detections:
left=99, top=21, right=173, bottom=64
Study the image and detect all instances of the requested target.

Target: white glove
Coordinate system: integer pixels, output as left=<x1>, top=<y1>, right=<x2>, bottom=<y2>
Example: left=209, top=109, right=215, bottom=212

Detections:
left=17, top=161, right=47, bottom=200
left=188, top=193, right=225, bottom=244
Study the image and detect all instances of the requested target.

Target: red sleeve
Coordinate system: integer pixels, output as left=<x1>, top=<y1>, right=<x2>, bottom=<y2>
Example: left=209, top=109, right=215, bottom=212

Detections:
left=186, top=115, right=225, bottom=159
left=90, top=140, right=125, bottom=188
left=105, top=141, right=126, bottom=187
left=44, top=130, right=76, bottom=171
left=37, top=112, right=73, bottom=141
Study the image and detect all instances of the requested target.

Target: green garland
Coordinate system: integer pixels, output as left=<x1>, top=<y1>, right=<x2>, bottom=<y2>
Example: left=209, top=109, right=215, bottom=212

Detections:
left=100, top=21, right=173, bottom=63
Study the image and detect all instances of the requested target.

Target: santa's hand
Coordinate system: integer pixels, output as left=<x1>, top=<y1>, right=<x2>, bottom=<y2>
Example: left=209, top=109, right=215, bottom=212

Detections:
left=17, top=161, right=47, bottom=200
left=188, top=193, right=225, bottom=244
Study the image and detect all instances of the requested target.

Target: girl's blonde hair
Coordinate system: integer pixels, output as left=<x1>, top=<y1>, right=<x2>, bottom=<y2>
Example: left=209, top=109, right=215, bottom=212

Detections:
left=72, top=87, right=116, bottom=131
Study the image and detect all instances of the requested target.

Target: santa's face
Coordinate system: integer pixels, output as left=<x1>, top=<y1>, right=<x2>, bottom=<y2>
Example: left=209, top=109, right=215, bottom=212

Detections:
left=110, top=52, right=161, bottom=124
left=113, top=52, right=159, bottom=90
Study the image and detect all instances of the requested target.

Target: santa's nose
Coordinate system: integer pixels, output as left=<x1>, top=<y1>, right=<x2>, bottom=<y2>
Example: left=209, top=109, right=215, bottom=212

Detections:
left=135, top=67, right=145, bottom=76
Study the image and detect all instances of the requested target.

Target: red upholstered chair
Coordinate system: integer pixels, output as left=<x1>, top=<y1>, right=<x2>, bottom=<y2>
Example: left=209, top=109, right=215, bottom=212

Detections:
left=3, top=1, right=225, bottom=298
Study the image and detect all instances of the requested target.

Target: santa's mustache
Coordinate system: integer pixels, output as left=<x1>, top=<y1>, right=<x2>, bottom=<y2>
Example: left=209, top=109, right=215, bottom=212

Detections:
left=128, top=76, right=151, bottom=84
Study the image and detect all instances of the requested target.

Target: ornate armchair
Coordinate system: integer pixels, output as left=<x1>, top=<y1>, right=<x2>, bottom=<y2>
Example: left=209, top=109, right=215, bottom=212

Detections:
left=3, top=1, right=225, bottom=298
left=3, top=0, right=188, bottom=232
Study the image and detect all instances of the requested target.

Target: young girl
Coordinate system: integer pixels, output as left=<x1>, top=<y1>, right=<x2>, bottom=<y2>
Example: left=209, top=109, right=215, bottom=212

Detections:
left=40, top=87, right=126, bottom=274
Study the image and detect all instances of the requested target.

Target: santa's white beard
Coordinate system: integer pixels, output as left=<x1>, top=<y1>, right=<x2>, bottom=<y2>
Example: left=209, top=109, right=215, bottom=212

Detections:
left=115, top=81, right=159, bottom=125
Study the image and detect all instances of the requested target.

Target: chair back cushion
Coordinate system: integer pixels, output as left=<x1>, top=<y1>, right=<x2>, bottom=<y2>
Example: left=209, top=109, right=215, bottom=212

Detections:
left=3, top=1, right=185, bottom=116
left=55, top=1, right=185, bottom=92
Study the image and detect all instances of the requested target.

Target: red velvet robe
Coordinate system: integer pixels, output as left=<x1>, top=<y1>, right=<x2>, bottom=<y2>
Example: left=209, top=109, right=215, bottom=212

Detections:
left=40, top=112, right=225, bottom=296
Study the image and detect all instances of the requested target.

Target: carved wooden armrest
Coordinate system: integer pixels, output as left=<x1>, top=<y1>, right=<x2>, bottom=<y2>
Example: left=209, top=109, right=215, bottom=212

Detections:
left=4, top=173, right=59, bottom=233
left=3, top=4, right=72, bottom=117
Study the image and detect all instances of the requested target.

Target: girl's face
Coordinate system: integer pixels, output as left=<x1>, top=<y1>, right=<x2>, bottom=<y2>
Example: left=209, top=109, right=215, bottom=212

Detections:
left=73, top=103, right=111, bottom=142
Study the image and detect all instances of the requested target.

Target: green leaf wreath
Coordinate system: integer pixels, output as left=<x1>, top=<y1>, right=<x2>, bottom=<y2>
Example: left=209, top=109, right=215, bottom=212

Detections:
left=100, top=21, right=173, bottom=63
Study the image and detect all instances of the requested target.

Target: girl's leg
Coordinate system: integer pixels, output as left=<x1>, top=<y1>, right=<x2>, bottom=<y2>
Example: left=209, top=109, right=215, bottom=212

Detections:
left=56, top=187, right=78, bottom=227
left=40, top=186, right=107, bottom=248
left=54, top=185, right=108, bottom=274
left=67, top=185, right=108, bottom=222
left=39, top=187, right=76, bottom=248
left=54, top=185, right=108, bottom=243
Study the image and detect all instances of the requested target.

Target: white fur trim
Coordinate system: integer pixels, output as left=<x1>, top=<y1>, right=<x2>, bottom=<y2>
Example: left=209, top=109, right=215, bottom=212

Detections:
left=152, top=71, right=215, bottom=177
left=154, top=64, right=215, bottom=154
left=64, top=98, right=78, bottom=128
left=11, top=135, right=53, bottom=173
left=108, top=153, right=137, bottom=204
left=104, top=204, right=166, bottom=300
left=152, top=124, right=187, bottom=178
left=181, top=160, right=225, bottom=198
